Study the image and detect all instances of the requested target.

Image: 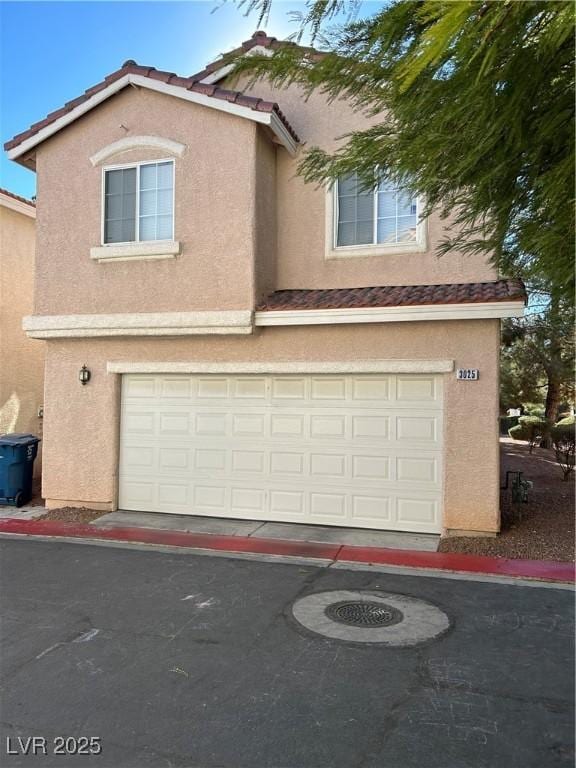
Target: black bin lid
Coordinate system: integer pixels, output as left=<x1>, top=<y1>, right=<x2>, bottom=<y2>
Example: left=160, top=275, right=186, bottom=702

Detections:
left=0, top=433, right=40, bottom=445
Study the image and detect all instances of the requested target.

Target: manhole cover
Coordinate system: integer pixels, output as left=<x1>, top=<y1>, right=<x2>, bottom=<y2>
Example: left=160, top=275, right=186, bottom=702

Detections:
left=291, top=590, right=450, bottom=646
left=325, top=600, right=403, bottom=628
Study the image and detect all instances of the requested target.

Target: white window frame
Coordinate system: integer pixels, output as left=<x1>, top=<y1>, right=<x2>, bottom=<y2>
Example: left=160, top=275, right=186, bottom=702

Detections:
left=325, top=178, right=427, bottom=260
left=100, top=158, right=175, bottom=247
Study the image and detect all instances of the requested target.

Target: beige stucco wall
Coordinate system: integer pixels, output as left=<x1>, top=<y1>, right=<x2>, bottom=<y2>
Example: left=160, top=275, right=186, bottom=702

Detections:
left=0, top=204, right=44, bottom=475
left=34, top=87, right=261, bottom=316
left=31, top=77, right=498, bottom=323
left=231, top=78, right=498, bottom=290
left=41, top=319, right=500, bottom=533
left=254, top=128, right=277, bottom=302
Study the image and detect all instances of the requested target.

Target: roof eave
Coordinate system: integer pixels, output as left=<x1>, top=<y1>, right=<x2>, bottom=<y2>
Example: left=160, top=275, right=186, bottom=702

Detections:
left=255, top=300, right=526, bottom=326
left=0, top=189, right=36, bottom=217
left=6, top=72, right=299, bottom=163
left=6, top=74, right=132, bottom=164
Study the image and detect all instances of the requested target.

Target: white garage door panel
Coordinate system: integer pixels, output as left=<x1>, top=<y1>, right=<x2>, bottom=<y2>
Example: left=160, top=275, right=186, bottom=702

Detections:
left=119, top=374, right=443, bottom=533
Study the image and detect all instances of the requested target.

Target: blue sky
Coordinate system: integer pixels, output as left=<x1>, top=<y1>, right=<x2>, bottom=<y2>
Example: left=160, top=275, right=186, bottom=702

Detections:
left=1, top=1, right=382, bottom=199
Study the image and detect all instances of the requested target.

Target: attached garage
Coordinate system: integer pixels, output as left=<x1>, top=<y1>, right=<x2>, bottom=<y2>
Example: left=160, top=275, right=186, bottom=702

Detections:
left=119, top=372, right=444, bottom=533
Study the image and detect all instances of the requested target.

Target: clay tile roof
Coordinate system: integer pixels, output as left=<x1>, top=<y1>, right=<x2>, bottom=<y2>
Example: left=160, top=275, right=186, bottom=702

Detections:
left=190, top=29, right=321, bottom=81
left=147, top=68, right=173, bottom=83
left=4, top=55, right=300, bottom=153
left=211, top=88, right=240, bottom=103
left=256, top=279, right=527, bottom=312
left=255, top=100, right=276, bottom=112
left=0, top=187, right=35, bottom=207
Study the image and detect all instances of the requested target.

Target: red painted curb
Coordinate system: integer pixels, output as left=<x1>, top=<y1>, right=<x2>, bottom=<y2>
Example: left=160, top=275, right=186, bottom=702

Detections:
left=337, top=545, right=575, bottom=583
left=0, top=517, right=573, bottom=583
left=0, top=518, right=340, bottom=560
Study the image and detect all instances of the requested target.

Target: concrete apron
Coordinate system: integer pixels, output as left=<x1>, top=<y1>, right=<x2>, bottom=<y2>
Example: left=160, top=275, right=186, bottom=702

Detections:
left=92, top=511, right=441, bottom=551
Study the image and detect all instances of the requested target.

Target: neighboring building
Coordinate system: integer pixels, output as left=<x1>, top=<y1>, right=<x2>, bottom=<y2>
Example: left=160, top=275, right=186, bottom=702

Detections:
left=0, top=188, right=43, bottom=475
left=4, top=32, right=525, bottom=535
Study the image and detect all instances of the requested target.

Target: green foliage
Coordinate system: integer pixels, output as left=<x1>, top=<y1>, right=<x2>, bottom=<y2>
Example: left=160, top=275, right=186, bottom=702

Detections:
left=518, top=415, right=549, bottom=430
left=233, top=0, right=575, bottom=302
left=499, top=415, right=519, bottom=435
left=509, top=415, right=551, bottom=452
left=507, top=424, right=524, bottom=440
left=551, top=416, right=575, bottom=480
left=500, top=297, right=575, bottom=421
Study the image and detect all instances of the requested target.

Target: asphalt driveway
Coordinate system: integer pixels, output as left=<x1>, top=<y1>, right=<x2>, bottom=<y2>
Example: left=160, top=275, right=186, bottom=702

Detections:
left=0, top=539, right=573, bottom=768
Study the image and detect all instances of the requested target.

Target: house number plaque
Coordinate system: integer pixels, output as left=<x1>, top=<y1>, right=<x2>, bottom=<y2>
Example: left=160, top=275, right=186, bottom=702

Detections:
left=456, top=368, right=479, bottom=381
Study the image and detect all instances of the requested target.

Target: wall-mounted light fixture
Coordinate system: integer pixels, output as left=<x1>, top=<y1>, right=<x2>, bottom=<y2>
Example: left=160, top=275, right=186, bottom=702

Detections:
left=79, top=365, right=91, bottom=386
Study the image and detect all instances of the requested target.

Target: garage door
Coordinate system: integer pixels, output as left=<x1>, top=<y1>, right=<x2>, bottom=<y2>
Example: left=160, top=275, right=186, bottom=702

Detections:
left=119, top=373, right=443, bottom=533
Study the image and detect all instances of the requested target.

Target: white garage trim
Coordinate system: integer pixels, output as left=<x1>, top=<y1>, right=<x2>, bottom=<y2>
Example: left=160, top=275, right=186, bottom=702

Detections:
left=118, top=372, right=445, bottom=533
left=108, top=360, right=454, bottom=375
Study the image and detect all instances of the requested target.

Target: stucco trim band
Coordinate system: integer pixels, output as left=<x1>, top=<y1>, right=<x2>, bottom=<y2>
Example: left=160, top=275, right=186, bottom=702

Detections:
left=106, top=360, right=455, bottom=375
left=23, top=311, right=254, bottom=338
left=7, top=73, right=298, bottom=161
left=255, top=301, right=525, bottom=326
left=90, top=136, right=187, bottom=166
left=90, top=240, right=181, bottom=262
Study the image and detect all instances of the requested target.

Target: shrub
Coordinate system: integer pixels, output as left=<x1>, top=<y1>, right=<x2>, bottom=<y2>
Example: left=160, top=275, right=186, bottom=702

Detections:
left=500, top=415, right=519, bottom=435
left=552, top=417, right=575, bottom=481
left=508, top=424, right=524, bottom=440
left=508, top=416, right=551, bottom=453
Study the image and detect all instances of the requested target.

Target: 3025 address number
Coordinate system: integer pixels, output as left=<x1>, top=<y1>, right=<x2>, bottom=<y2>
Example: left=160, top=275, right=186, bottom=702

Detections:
left=456, top=368, right=479, bottom=381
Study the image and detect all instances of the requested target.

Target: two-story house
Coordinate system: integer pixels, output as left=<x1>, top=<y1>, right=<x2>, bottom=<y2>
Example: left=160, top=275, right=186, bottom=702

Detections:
left=0, top=188, right=44, bottom=477
left=5, top=32, right=525, bottom=536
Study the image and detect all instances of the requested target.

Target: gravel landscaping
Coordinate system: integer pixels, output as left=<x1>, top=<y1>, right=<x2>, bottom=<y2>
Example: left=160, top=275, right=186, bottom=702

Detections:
left=439, top=437, right=575, bottom=562
left=20, top=479, right=107, bottom=523
left=36, top=507, right=108, bottom=523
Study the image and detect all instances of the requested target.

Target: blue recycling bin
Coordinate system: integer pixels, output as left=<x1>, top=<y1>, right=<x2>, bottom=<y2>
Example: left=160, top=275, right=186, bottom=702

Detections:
left=0, top=434, right=40, bottom=507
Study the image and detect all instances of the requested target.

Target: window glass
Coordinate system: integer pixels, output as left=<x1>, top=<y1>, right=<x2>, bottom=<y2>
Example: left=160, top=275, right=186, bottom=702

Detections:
left=139, top=161, right=174, bottom=242
left=104, top=168, right=136, bottom=243
left=103, top=161, right=173, bottom=244
left=376, top=180, right=417, bottom=244
left=336, top=174, right=418, bottom=247
left=336, top=172, right=374, bottom=247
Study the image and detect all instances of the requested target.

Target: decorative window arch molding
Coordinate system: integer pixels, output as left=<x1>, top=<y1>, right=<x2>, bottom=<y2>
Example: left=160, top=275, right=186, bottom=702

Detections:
left=90, top=135, right=186, bottom=166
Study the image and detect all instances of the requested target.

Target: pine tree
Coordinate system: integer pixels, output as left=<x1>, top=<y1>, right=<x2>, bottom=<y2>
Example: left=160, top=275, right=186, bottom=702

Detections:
left=501, top=294, right=575, bottom=429
left=232, top=1, right=575, bottom=303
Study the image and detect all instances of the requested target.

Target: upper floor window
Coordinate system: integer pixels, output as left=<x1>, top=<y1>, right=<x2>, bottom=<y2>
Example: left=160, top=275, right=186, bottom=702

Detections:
left=335, top=172, right=419, bottom=249
left=103, top=160, right=174, bottom=245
